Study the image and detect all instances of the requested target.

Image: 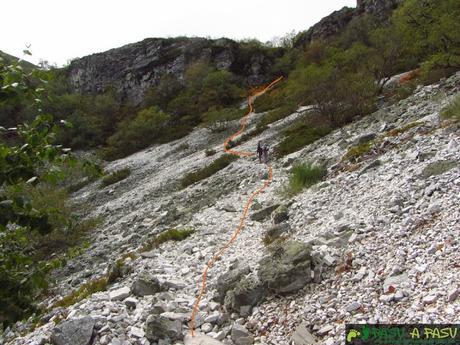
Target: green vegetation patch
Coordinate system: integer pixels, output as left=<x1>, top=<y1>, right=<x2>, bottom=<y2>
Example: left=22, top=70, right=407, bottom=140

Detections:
left=343, top=141, right=374, bottom=162
left=276, top=121, right=332, bottom=157
left=441, top=94, right=460, bottom=120
left=283, top=163, right=326, bottom=196
left=180, top=154, right=238, bottom=188
left=54, top=276, right=108, bottom=308
left=101, top=168, right=131, bottom=188
left=140, top=227, right=195, bottom=253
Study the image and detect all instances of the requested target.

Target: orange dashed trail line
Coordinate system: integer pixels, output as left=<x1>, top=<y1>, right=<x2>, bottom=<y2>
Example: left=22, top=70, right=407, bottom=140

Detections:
left=189, top=76, right=283, bottom=336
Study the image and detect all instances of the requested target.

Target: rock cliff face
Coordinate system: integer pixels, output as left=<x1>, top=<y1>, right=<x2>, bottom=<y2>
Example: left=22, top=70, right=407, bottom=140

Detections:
left=66, top=37, right=282, bottom=105
left=294, top=0, right=402, bottom=48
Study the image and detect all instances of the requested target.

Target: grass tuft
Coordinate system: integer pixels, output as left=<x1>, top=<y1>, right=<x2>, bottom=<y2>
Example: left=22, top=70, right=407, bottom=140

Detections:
left=342, top=141, right=374, bottom=162
left=441, top=94, right=460, bottom=120
left=283, top=163, right=326, bottom=196
left=100, top=168, right=131, bottom=188
left=140, top=227, right=195, bottom=253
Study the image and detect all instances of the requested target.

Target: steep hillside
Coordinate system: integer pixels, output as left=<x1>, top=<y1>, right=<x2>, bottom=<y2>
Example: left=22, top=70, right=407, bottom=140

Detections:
left=5, top=71, right=459, bottom=345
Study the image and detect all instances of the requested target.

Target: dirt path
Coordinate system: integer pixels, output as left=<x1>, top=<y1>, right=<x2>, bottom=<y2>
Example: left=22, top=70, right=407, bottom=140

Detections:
left=189, top=77, right=283, bottom=336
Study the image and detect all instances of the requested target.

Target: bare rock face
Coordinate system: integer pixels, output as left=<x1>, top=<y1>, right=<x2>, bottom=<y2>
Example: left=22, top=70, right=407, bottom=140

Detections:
left=293, top=0, right=401, bottom=48
left=356, top=0, right=403, bottom=16
left=66, top=37, right=282, bottom=105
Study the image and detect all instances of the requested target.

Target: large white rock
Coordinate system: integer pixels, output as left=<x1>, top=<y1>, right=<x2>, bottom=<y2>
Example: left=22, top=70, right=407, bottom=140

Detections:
left=109, top=286, right=130, bottom=301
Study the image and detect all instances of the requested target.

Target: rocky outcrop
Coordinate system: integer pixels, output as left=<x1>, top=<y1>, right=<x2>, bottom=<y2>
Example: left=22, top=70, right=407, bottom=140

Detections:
left=294, top=0, right=402, bottom=48
left=145, top=314, right=182, bottom=342
left=50, top=316, right=95, bottom=345
left=131, top=274, right=164, bottom=296
left=258, top=240, right=313, bottom=294
left=356, top=0, right=403, bottom=16
left=66, top=37, right=283, bottom=104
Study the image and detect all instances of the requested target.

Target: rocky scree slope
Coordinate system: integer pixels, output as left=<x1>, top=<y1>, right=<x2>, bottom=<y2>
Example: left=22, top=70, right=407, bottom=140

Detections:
left=4, top=72, right=460, bottom=345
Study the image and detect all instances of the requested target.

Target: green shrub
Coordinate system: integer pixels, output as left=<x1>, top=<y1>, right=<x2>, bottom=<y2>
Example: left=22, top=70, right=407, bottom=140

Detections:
left=284, top=163, right=326, bottom=196
left=441, top=94, right=460, bottom=120
left=180, top=154, right=238, bottom=188
left=140, top=228, right=195, bottom=252
left=105, top=106, right=170, bottom=159
left=100, top=168, right=131, bottom=188
left=343, top=141, right=374, bottom=162
left=275, top=121, right=332, bottom=157
left=205, top=149, right=217, bottom=157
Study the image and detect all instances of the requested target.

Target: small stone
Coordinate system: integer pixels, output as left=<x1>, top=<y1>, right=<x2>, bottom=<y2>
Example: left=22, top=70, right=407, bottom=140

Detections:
left=204, top=313, right=220, bottom=324
left=291, top=321, right=318, bottom=345
left=184, top=332, right=224, bottom=345
left=240, top=305, right=252, bottom=317
left=130, top=326, right=145, bottom=338
left=427, top=244, right=437, bottom=254
left=201, top=323, right=213, bottom=333
left=231, top=324, right=253, bottom=345
left=379, top=294, right=394, bottom=303
left=317, top=325, right=333, bottom=336
left=345, top=301, right=361, bottom=312
left=109, top=286, right=130, bottom=301
left=423, top=294, right=437, bottom=305
left=124, top=297, right=138, bottom=309
left=322, top=254, right=336, bottom=266
left=447, top=288, right=459, bottom=302
left=394, top=291, right=405, bottom=301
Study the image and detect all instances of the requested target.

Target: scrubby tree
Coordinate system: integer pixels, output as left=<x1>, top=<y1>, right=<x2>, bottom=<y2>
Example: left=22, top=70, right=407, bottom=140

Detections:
left=0, top=58, right=75, bottom=327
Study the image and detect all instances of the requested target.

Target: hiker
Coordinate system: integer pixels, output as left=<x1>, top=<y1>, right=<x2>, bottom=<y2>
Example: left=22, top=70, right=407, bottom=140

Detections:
left=256, top=141, right=263, bottom=163
left=262, top=144, right=269, bottom=164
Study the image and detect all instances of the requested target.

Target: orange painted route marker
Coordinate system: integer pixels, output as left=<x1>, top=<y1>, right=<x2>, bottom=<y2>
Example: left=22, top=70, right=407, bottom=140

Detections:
left=189, top=76, right=283, bottom=336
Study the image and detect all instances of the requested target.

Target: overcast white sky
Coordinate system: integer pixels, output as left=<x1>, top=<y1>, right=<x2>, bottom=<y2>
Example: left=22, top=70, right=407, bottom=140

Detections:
left=3, top=0, right=356, bottom=67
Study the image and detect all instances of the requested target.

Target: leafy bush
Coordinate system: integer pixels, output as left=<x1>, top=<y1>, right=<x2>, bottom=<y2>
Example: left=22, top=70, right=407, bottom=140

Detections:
left=180, top=154, right=238, bottom=188
left=104, top=106, right=170, bottom=160
left=284, top=163, right=326, bottom=196
left=140, top=228, right=195, bottom=252
left=275, top=121, right=332, bottom=157
left=100, top=168, right=131, bottom=188
left=441, top=94, right=460, bottom=120
left=0, top=58, right=82, bottom=327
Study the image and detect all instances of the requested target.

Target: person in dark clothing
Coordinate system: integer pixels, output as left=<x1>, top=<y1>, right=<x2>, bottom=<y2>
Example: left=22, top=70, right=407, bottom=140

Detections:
left=256, top=141, right=263, bottom=163
left=262, top=144, right=269, bottom=164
